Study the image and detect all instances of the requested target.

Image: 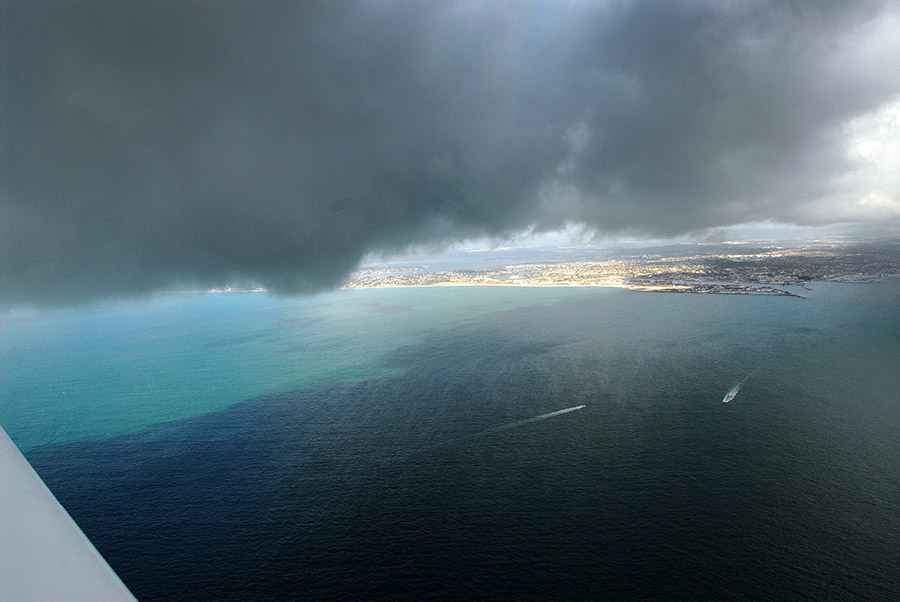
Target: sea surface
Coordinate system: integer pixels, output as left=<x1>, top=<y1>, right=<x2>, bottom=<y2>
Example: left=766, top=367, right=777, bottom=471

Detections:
left=2, top=282, right=899, bottom=600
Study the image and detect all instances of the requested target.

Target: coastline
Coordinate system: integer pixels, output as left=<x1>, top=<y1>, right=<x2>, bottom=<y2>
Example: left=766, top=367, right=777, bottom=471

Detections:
left=343, top=280, right=805, bottom=297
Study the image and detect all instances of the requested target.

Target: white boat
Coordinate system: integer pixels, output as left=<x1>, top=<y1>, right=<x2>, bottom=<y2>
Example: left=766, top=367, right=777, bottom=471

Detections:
left=722, top=384, right=741, bottom=403
left=723, top=371, right=755, bottom=403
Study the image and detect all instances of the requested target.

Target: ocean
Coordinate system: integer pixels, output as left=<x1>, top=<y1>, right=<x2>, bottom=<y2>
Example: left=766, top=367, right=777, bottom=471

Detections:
left=2, top=282, right=899, bottom=600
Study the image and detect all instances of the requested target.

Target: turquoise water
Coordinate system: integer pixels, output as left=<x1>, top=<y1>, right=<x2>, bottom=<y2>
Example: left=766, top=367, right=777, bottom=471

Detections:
left=7, top=280, right=900, bottom=600
left=3, top=282, right=895, bottom=453
left=1, top=286, right=600, bottom=450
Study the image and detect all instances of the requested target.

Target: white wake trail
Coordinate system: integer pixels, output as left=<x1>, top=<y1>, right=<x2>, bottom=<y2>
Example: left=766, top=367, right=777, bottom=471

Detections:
left=722, top=371, right=755, bottom=403
left=491, top=405, right=586, bottom=431
left=396, top=405, right=588, bottom=461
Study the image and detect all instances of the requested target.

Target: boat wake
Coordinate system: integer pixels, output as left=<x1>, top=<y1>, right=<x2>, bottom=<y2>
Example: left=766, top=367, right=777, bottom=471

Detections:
left=490, top=405, right=586, bottom=432
left=401, top=405, right=588, bottom=460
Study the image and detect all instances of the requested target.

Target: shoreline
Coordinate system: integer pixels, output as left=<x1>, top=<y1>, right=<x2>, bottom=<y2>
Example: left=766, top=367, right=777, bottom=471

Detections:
left=343, top=281, right=631, bottom=290
left=342, top=280, right=805, bottom=297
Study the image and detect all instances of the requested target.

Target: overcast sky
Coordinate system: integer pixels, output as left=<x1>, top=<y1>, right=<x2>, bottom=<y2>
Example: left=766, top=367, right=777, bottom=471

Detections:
left=3, top=0, right=899, bottom=306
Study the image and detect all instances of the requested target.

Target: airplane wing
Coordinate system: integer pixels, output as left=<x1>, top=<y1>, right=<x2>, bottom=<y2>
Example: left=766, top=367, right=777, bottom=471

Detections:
left=0, top=425, right=137, bottom=601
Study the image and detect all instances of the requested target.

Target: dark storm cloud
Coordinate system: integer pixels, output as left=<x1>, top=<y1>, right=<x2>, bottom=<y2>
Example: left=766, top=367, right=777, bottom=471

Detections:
left=2, top=0, right=898, bottom=305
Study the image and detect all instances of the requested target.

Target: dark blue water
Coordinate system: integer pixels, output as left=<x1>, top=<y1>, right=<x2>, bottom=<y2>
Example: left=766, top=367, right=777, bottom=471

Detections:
left=15, top=283, right=900, bottom=600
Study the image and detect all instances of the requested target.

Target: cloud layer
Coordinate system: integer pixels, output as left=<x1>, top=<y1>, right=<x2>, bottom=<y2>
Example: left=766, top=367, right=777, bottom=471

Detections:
left=3, top=0, right=899, bottom=305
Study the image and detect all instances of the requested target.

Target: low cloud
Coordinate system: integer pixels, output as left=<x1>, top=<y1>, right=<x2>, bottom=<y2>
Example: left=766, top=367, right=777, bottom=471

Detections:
left=3, top=1, right=899, bottom=306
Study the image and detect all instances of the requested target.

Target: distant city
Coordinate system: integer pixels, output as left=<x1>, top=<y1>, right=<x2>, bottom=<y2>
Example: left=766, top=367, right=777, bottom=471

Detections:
left=344, top=238, right=900, bottom=297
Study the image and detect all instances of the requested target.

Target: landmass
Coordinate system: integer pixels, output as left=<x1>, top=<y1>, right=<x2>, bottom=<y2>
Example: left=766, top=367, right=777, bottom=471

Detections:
left=344, top=238, right=900, bottom=297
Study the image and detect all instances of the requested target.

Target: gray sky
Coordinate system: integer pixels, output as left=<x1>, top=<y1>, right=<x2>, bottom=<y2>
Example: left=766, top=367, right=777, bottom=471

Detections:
left=3, top=0, right=899, bottom=306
